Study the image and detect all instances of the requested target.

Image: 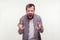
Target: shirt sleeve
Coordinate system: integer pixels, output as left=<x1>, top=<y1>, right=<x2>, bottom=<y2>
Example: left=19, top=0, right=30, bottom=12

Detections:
left=18, top=18, right=24, bottom=34
left=38, top=16, right=44, bottom=33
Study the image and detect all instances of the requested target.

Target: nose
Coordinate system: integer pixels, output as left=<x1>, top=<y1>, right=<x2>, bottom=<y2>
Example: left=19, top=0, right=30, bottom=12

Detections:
left=29, top=10, right=32, bottom=14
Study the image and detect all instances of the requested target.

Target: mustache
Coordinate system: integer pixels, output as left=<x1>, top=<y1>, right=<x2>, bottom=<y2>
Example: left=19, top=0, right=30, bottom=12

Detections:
left=28, top=14, right=33, bottom=17
left=28, top=13, right=33, bottom=15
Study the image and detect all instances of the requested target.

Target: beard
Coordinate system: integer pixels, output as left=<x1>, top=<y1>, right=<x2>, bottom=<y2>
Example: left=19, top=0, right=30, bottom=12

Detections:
left=27, top=13, right=34, bottom=20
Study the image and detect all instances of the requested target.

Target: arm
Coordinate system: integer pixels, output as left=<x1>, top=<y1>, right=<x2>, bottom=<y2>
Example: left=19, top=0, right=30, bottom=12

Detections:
left=17, top=18, right=24, bottom=34
left=38, top=16, right=44, bottom=33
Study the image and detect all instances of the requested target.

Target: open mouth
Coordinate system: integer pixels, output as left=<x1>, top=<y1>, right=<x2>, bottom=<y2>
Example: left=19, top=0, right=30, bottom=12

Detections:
left=27, top=14, right=33, bottom=20
left=29, top=14, right=32, bottom=17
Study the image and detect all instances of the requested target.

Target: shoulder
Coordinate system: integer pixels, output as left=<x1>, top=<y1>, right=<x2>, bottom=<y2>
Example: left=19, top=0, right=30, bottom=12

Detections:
left=20, top=15, right=27, bottom=20
left=34, top=14, right=42, bottom=22
left=34, top=14, right=41, bottom=19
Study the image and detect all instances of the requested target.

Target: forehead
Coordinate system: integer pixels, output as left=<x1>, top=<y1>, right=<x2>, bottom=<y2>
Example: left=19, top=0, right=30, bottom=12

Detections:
left=27, top=6, right=34, bottom=10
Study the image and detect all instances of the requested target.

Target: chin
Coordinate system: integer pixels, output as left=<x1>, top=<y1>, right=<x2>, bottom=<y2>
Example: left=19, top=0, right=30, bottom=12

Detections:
left=29, top=17, right=32, bottom=19
left=28, top=16, right=33, bottom=20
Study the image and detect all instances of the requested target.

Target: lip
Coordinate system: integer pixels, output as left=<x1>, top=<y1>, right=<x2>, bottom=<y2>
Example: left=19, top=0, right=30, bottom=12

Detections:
left=29, top=15, right=32, bottom=17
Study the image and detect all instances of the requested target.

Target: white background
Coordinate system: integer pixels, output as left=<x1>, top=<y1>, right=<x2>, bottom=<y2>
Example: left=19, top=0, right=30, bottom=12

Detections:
left=0, top=0, right=60, bottom=40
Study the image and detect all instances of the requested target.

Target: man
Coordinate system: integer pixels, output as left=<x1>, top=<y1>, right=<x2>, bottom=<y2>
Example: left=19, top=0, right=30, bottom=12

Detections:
left=17, top=3, right=44, bottom=40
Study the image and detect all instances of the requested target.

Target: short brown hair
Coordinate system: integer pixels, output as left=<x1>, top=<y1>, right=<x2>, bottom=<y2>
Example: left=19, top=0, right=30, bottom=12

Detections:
left=26, top=3, right=35, bottom=10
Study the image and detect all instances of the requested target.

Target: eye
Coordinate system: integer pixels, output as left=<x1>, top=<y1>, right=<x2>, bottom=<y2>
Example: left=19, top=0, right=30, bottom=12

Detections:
left=31, top=10, right=33, bottom=12
left=27, top=10, right=30, bottom=12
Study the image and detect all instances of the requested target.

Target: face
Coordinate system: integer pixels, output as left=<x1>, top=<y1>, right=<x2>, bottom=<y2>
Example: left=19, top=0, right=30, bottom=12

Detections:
left=26, top=6, right=35, bottom=19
